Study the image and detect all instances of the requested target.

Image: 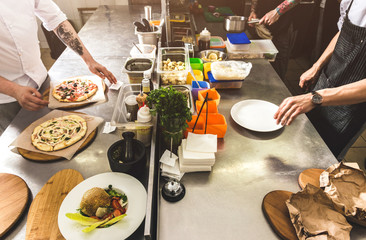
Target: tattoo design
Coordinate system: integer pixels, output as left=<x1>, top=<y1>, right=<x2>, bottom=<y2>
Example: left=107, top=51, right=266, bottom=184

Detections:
left=56, top=23, right=83, bottom=56
left=251, top=0, right=258, bottom=13
left=276, top=0, right=299, bottom=15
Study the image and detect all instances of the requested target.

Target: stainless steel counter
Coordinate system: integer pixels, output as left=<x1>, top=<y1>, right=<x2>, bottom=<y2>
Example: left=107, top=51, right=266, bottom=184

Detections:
left=157, top=60, right=366, bottom=239
left=0, top=5, right=159, bottom=240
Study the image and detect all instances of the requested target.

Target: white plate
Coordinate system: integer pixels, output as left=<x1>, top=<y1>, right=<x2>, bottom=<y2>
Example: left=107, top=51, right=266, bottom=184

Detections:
left=58, top=172, right=147, bottom=240
left=231, top=99, right=283, bottom=132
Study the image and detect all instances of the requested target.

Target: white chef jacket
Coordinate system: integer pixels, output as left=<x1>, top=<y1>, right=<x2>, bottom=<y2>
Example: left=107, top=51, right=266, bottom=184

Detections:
left=338, top=0, right=366, bottom=30
left=0, top=0, right=67, bottom=103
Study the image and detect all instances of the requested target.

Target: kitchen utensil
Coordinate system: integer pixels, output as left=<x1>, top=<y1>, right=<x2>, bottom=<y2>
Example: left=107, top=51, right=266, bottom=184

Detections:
left=189, top=66, right=201, bottom=89
left=0, top=173, right=29, bottom=237
left=144, top=6, right=152, bottom=21
left=133, top=21, right=146, bottom=32
left=247, top=18, right=260, bottom=24
left=133, top=42, right=143, bottom=53
left=107, top=132, right=146, bottom=178
left=262, top=190, right=298, bottom=240
left=198, top=50, right=227, bottom=63
left=225, top=16, right=246, bottom=32
left=141, top=18, right=152, bottom=32
left=26, top=169, right=84, bottom=240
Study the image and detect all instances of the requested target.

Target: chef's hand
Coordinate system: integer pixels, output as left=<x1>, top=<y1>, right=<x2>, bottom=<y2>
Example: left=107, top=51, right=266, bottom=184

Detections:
left=248, top=12, right=257, bottom=27
left=299, top=65, right=320, bottom=91
left=15, top=86, right=49, bottom=111
left=259, top=9, right=280, bottom=26
left=274, top=93, right=315, bottom=125
left=86, top=60, right=117, bottom=84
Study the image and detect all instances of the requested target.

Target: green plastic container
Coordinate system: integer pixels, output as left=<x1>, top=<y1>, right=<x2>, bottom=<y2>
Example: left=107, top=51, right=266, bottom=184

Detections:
left=189, top=58, right=203, bottom=72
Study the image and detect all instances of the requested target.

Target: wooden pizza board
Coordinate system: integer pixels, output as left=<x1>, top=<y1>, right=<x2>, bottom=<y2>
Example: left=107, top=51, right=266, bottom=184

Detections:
left=298, top=168, right=323, bottom=189
left=25, top=169, right=84, bottom=240
left=298, top=168, right=366, bottom=227
left=262, top=190, right=298, bottom=240
left=43, top=80, right=107, bottom=110
left=17, top=128, right=97, bottom=162
left=0, top=173, right=29, bottom=237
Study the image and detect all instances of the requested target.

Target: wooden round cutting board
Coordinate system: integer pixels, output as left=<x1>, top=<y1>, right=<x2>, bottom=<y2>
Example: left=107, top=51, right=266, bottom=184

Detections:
left=43, top=80, right=107, bottom=110
left=0, top=173, right=29, bottom=237
left=298, top=168, right=324, bottom=189
left=26, top=169, right=84, bottom=240
left=262, top=190, right=298, bottom=240
left=18, top=128, right=97, bottom=162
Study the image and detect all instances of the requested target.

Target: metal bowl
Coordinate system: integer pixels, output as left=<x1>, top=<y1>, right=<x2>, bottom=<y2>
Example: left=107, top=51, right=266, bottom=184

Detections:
left=199, top=50, right=227, bottom=63
left=225, top=16, right=246, bottom=32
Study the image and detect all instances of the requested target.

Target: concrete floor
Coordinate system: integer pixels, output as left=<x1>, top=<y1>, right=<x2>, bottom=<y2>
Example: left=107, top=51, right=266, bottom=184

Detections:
left=40, top=48, right=365, bottom=171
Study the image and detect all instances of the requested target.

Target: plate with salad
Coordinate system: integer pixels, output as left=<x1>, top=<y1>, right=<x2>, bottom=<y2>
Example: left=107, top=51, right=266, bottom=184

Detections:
left=58, top=172, right=146, bottom=240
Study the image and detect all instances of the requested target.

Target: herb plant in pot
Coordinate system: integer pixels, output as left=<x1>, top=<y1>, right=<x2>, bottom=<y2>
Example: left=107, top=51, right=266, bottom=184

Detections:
left=147, top=86, right=192, bottom=152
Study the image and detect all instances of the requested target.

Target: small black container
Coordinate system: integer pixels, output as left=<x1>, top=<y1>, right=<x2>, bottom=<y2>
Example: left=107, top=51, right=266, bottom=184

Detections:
left=107, top=132, right=146, bottom=178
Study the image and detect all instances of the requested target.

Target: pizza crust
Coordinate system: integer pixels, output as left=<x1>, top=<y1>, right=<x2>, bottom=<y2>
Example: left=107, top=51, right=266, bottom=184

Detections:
left=52, top=78, right=98, bottom=102
left=31, top=115, right=87, bottom=152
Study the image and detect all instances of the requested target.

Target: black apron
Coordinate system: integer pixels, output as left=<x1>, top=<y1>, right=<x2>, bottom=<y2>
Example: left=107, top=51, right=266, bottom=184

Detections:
left=307, top=0, right=366, bottom=160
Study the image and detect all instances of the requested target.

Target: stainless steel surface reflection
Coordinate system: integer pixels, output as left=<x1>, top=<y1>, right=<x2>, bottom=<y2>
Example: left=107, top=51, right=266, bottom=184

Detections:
left=158, top=60, right=366, bottom=239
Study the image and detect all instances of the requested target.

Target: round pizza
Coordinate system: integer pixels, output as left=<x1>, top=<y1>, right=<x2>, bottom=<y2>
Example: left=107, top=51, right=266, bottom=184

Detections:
left=31, top=115, right=87, bottom=152
left=52, top=78, right=98, bottom=102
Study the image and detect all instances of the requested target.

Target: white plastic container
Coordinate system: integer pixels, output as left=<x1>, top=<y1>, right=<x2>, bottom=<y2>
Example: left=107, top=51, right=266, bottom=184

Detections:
left=130, top=44, right=156, bottom=58
left=211, top=61, right=252, bottom=80
left=226, top=39, right=279, bottom=62
left=157, top=47, right=190, bottom=85
left=227, top=37, right=250, bottom=51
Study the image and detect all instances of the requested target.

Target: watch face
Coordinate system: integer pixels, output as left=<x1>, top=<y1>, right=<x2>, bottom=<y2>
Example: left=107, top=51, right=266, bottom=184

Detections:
left=312, top=92, right=323, bottom=105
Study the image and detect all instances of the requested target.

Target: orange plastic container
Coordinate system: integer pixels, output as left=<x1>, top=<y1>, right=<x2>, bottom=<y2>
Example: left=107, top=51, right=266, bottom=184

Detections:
left=185, top=113, right=227, bottom=138
left=198, top=88, right=220, bottom=107
left=196, top=100, right=218, bottom=113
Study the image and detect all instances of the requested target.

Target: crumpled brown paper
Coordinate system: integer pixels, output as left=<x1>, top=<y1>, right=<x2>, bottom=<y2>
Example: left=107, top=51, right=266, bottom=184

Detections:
left=320, top=162, right=366, bottom=224
left=286, top=184, right=352, bottom=240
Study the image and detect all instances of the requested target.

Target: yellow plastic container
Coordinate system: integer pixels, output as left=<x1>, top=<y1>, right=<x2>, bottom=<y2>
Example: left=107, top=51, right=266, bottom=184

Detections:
left=186, top=69, right=204, bottom=84
left=203, top=62, right=212, bottom=80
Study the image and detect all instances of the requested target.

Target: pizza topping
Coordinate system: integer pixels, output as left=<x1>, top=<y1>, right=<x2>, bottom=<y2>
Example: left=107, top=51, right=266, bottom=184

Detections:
left=53, top=78, right=98, bottom=102
left=31, top=115, right=87, bottom=152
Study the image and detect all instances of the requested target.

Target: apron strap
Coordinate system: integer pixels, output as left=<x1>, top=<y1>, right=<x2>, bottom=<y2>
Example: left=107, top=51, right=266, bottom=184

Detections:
left=345, top=0, right=355, bottom=16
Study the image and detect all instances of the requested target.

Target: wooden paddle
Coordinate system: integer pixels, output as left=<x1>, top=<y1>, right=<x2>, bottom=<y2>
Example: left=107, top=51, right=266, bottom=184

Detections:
left=298, top=168, right=323, bottom=189
left=262, top=190, right=298, bottom=240
left=25, top=169, right=84, bottom=240
left=0, top=173, right=29, bottom=237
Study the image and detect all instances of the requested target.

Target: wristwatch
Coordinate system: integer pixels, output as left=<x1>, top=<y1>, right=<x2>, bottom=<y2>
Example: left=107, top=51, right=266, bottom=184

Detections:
left=311, top=91, right=323, bottom=105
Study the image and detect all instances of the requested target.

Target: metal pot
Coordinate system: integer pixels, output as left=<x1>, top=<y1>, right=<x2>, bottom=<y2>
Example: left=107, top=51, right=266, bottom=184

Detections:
left=225, top=16, right=246, bottom=32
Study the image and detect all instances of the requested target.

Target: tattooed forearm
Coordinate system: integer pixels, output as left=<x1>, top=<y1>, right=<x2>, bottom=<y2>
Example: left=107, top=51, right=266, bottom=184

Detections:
left=251, top=0, right=258, bottom=13
left=55, top=22, right=84, bottom=56
left=275, top=0, right=300, bottom=15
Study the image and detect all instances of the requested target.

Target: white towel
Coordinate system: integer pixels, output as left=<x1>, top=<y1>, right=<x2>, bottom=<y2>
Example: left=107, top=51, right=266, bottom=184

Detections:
left=181, top=139, right=215, bottom=165
left=178, top=146, right=212, bottom=173
left=186, top=132, right=217, bottom=153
